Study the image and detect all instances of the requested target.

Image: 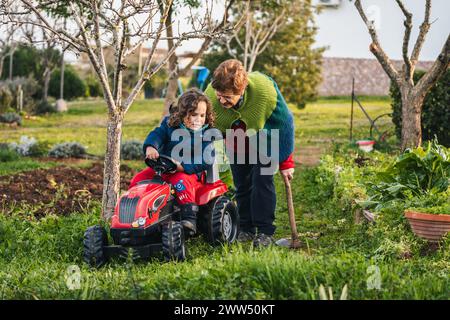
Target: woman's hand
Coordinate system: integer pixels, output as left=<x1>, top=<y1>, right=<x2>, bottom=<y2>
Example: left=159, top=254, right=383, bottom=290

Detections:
left=145, top=146, right=159, bottom=160
left=280, top=168, right=294, bottom=181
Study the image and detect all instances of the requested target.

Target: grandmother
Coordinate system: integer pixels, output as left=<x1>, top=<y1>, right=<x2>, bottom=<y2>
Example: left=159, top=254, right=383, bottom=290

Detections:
left=204, top=59, right=295, bottom=248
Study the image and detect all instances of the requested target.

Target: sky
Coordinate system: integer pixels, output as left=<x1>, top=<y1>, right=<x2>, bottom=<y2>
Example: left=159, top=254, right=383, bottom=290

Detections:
left=3, top=0, right=448, bottom=63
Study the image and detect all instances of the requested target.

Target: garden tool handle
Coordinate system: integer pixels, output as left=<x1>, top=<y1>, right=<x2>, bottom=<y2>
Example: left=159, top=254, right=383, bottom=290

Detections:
left=283, top=175, right=299, bottom=242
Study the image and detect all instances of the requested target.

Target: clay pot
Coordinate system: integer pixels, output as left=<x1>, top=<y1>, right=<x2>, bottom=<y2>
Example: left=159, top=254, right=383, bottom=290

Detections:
left=404, top=210, right=450, bottom=243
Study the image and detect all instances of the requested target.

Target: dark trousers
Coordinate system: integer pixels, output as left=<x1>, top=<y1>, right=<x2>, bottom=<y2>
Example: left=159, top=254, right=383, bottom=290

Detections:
left=230, top=162, right=277, bottom=236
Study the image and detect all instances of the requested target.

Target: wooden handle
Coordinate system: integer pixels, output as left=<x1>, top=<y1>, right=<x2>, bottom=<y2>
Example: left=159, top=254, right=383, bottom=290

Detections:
left=283, top=175, right=299, bottom=242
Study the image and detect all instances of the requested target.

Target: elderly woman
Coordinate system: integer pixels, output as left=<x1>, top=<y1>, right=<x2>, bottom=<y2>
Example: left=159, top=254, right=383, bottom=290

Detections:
left=205, top=59, right=295, bottom=247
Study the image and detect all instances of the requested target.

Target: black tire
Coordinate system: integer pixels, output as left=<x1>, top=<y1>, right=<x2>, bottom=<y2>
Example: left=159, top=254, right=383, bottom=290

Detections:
left=161, top=221, right=186, bottom=261
left=206, top=196, right=238, bottom=245
left=83, top=225, right=108, bottom=268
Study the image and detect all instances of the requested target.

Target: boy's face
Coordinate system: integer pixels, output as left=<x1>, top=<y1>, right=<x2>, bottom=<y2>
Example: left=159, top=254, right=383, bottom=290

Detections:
left=183, top=101, right=207, bottom=131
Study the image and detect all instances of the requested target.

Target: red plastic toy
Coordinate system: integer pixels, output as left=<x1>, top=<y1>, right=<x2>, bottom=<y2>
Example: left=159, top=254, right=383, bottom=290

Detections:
left=83, top=155, right=238, bottom=267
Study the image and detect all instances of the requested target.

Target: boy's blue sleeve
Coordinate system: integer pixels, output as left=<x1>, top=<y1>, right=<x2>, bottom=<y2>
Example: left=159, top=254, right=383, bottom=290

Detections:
left=181, top=141, right=216, bottom=175
left=142, top=117, right=170, bottom=155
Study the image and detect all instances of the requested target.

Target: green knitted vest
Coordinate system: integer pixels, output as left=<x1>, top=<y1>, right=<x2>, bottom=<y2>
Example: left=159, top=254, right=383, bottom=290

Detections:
left=204, top=72, right=277, bottom=134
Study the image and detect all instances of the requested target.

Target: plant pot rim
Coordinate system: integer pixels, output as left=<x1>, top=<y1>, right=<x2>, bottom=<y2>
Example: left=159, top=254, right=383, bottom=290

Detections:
left=356, top=140, right=375, bottom=146
left=404, top=210, right=450, bottom=222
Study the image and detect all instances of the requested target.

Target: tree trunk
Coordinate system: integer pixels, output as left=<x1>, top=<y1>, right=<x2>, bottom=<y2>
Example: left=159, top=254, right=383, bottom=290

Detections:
left=0, top=56, right=4, bottom=79
left=400, top=88, right=423, bottom=150
left=163, top=77, right=178, bottom=115
left=42, top=68, right=51, bottom=103
left=8, top=50, right=13, bottom=80
left=60, top=51, right=65, bottom=100
left=162, top=6, right=179, bottom=117
left=102, top=110, right=124, bottom=220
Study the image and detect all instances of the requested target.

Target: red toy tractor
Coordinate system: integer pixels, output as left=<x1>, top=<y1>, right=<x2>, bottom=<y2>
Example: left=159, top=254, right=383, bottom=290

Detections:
left=83, top=155, right=238, bottom=267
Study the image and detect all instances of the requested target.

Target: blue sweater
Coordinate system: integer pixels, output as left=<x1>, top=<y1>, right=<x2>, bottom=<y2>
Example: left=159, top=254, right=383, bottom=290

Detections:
left=143, top=117, right=217, bottom=175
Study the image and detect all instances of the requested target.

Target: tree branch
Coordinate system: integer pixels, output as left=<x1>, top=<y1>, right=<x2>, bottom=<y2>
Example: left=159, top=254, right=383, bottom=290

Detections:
left=354, top=0, right=399, bottom=83
left=395, top=0, right=413, bottom=82
left=414, top=33, right=450, bottom=99
left=411, top=0, right=431, bottom=67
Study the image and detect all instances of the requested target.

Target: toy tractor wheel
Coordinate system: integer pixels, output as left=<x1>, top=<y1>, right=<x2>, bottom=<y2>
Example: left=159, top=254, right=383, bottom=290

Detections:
left=161, top=221, right=186, bottom=262
left=83, top=225, right=108, bottom=268
left=206, top=196, right=238, bottom=245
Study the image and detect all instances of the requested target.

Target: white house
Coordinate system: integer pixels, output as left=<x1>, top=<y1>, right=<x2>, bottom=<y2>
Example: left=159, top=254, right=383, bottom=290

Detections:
left=312, top=0, right=450, bottom=95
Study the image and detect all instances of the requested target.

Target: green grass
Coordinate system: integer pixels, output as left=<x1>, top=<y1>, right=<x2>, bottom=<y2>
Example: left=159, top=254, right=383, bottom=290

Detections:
left=0, top=99, right=163, bottom=156
left=0, top=172, right=448, bottom=299
left=0, top=158, right=60, bottom=176
left=2, top=97, right=447, bottom=299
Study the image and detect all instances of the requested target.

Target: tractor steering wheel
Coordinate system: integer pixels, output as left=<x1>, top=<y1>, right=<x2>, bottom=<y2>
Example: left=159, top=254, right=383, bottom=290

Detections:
left=145, top=154, right=178, bottom=174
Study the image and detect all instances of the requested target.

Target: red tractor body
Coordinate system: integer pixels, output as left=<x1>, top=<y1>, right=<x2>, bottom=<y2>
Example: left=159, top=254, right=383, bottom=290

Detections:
left=83, top=156, right=237, bottom=267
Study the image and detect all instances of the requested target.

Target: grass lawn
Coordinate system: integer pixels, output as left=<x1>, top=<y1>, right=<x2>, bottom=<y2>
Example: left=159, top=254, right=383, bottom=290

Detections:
left=1, top=96, right=394, bottom=162
left=1, top=97, right=448, bottom=300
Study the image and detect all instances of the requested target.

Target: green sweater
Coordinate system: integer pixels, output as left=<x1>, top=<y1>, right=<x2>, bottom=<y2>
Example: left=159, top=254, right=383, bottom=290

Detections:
left=205, top=72, right=295, bottom=163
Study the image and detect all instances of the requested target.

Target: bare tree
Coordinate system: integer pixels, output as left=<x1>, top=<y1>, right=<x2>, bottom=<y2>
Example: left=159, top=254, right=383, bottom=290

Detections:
left=222, top=0, right=286, bottom=73
left=0, top=22, right=20, bottom=79
left=2, top=0, right=224, bottom=219
left=21, top=18, right=62, bottom=103
left=354, top=0, right=449, bottom=150
left=158, top=0, right=235, bottom=116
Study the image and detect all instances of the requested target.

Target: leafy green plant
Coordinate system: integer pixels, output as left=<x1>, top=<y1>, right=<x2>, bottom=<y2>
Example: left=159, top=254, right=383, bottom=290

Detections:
left=407, top=201, right=450, bottom=215
left=363, top=139, right=449, bottom=211
left=35, top=100, right=56, bottom=115
left=0, top=146, right=20, bottom=162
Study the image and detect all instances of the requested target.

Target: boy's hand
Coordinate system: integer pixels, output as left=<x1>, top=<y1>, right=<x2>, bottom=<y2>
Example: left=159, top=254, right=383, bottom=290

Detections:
left=145, top=146, right=159, bottom=160
left=172, top=159, right=184, bottom=172
left=280, top=168, right=294, bottom=181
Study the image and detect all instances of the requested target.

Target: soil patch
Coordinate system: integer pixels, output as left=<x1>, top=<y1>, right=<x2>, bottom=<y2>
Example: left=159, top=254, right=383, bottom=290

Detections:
left=0, top=162, right=136, bottom=216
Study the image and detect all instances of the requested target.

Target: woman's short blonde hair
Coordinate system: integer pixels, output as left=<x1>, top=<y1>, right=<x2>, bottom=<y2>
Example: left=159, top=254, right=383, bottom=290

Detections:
left=211, top=59, right=248, bottom=95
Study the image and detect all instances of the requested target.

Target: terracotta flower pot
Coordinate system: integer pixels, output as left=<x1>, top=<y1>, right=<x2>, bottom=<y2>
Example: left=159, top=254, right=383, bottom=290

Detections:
left=404, top=210, right=450, bottom=243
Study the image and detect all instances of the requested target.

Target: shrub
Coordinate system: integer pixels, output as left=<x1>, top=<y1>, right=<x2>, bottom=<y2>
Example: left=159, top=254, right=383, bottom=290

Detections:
left=28, top=140, right=51, bottom=157
left=35, top=100, right=56, bottom=114
left=9, top=136, right=39, bottom=156
left=0, top=112, right=22, bottom=125
left=48, top=142, right=87, bottom=158
left=121, top=140, right=143, bottom=160
left=390, top=69, right=450, bottom=147
left=0, top=77, right=38, bottom=112
left=9, top=136, right=49, bottom=157
left=0, top=145, right=20, bottom=162
left=85, top=75, right=102, bottom=97
left=0, top=44, right=42, bottom=80
left=0, top=86, right=13, bottom=113
left=49, top=65, right=86, bottom=101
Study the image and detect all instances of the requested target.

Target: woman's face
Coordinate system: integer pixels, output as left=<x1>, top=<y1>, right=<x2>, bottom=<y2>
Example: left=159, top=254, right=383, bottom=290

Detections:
left=215, top=90, right=242, bottom=109
left=183, top=101, right=207, bottom=130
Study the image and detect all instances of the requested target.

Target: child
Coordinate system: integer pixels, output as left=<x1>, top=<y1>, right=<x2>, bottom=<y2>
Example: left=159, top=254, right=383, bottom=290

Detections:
left=129, top=88, right=216, bottom=234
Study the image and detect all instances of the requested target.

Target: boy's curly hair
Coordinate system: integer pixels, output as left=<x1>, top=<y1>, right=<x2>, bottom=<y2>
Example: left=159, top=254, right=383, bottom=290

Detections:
left=168, top=88, right=215, bottom=128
